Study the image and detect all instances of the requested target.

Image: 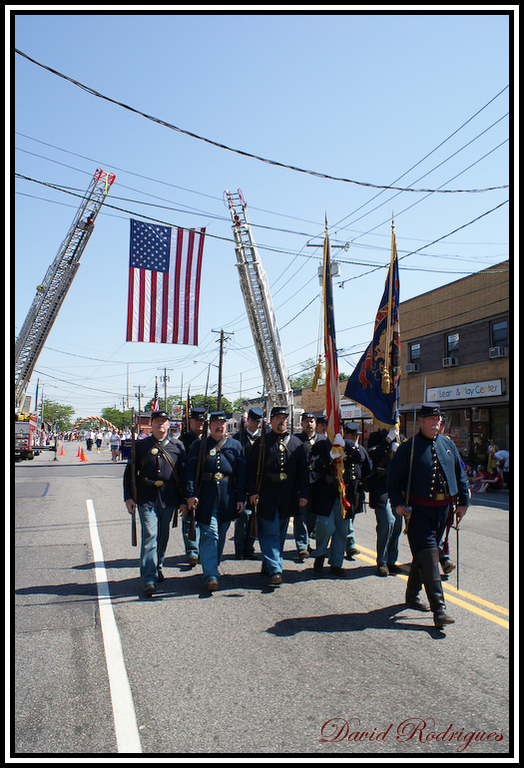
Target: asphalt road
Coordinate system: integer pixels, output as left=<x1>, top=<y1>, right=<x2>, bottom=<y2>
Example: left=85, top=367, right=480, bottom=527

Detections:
left=13, top=444, right=512, bottom=757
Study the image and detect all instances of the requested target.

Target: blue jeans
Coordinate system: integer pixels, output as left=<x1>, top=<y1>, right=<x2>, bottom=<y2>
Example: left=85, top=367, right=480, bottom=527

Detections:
left=314, top=498, right=349, bottom=568
left=138, top=503, right=174, bottom=586
left=375, top=500, right=402, bottom=566
left=258, top=511, right=289, bottom=576
left=198, top=512, right=231, bottom=584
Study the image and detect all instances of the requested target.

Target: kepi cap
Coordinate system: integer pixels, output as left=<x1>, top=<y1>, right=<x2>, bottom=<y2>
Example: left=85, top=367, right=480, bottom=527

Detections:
left=419, top=404, right=442, bottom=417
left=150, top=409, right=170, bottom=421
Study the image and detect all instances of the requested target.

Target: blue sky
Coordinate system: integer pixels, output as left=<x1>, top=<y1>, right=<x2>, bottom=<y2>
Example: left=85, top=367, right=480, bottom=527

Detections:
left=13, top=10, right=511, bottom=419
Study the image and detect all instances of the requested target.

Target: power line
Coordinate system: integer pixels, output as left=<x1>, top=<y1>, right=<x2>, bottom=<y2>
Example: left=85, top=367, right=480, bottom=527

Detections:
left=15, top=48, right=508, bottom=195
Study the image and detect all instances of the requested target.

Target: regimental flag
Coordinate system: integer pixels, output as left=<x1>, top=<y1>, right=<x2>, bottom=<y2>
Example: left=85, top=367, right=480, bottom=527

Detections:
left=151, top=378, right=159, bottom=412
left=126, top=219, right=205, bottom=345
left=323, top=222, right=350, bottom=515
left=345, top=222, right=400, bottom=428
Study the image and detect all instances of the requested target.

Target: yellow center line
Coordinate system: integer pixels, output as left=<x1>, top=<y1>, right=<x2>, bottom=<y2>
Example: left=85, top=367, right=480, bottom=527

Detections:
left=354, top=545, right=509, bottom=629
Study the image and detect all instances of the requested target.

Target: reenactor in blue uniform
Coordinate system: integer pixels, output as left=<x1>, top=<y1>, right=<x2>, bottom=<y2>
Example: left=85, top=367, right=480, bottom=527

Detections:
left=185, top=412, right=246, bottom=592
left=309, top=432, right=363, bottom=576
left=179, top=408, right=206, bottom=567
left=367, top=427, right=403, bottom=576
left=295, top=413, right=326, bottom=560
left=387, top=405, right=469, bottom=628
left=232, top=407, right=264, bottom=559
left=247, top=406, right=309, bottom=586
left=124, top=410, right=187, bottom=596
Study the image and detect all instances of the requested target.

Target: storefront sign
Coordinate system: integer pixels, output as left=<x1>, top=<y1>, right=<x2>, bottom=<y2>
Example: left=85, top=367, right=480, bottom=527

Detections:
left=427, top=379, right=504, bottom=402
left=340, top=404, right=362, bottom=419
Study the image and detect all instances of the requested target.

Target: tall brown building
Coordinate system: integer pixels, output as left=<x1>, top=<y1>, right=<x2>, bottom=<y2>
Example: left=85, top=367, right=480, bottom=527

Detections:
left=399, top=260, right=510, bottom=464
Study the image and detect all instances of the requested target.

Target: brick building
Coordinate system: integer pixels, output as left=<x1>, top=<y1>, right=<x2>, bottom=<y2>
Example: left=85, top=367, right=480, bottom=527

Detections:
left=399, top=260, right=510, bottom=464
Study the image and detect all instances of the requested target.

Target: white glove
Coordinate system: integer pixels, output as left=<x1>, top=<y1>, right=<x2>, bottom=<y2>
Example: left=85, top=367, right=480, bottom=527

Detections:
left=390, top=441, right=399, bottom=452
left=387, top=427, right=399, bottom=442
left=332, top=433, right=345, bottom=447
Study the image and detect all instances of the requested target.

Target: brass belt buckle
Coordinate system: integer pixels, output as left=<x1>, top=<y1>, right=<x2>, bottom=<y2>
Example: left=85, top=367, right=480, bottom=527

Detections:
left=279, top=472, right=287, bottom=481
left=154, top=480, right=164, bottom=487
left=214, top=472, right=224, bottom=480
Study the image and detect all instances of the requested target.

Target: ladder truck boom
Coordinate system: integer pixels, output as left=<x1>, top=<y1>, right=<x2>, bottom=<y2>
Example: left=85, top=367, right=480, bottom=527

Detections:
left=225, top=189, right=293, bottom=413
left=14, top=168, right=115, bottom=410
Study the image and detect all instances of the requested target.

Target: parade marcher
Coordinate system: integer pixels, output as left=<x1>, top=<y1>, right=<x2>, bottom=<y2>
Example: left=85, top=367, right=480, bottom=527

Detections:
left=179, top=407, right=206, bottom=566
left=310, top=432, right=363, bottom=576
left=124, top=410, right=187, bottom=596
left=367, top=427, right=402, bottom=576
left=185, top=412, right=246, bottom=592
left=248, top=406, right=309, bottom=586
left=95, top=430, right=103, bottom=453
left=86, top=429, right=95, bottom=452
left=343, top=423, right=372, bottom=559
left=110, top=430, right=121, bottom=462
left=316, top=415, right=328, bottom=436
left=387, top=405, right=469, bottom=628
left=232, top=407, right=263, bottom=559
left=294, top=413, right=326, bottom=560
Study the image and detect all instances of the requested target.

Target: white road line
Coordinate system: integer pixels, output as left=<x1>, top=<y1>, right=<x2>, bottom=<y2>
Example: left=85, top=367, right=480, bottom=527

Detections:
left=86, top=499, right=142, bottom=754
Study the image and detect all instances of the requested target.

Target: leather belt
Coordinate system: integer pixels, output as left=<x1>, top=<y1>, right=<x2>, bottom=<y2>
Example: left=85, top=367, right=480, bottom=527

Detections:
left=142, top=478, right=171, bottom=487
left=202, top=472, right=230, bottom=481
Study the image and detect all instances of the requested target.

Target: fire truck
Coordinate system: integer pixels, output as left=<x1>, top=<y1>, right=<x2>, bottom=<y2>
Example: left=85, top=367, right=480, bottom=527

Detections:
left=14, top=412, right=41, bottom=462
left=14, top=168, right=115, bottom=460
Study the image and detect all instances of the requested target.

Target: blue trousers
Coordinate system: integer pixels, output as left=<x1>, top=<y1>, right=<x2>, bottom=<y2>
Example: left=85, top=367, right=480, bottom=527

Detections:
left=198, top=512, right=231, bottom=585
left=258, top=511, right=289, bottom=576
left=138, top=503, right=174, bottom=586
left=374, top=500, right=402, bottom=566
left=314, top=498, right=349, bottom=568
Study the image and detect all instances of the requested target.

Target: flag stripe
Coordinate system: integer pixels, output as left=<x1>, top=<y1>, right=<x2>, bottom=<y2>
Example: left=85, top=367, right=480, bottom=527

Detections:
left=126, top=220, right=205, bottom=345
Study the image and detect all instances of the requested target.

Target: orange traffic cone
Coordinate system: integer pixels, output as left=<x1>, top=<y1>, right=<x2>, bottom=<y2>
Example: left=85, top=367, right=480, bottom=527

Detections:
left=60, top=445, right=65, bottom=457
left=77, top=445, right=82, bottom=458
left=80, top=447, right=88, bottom=462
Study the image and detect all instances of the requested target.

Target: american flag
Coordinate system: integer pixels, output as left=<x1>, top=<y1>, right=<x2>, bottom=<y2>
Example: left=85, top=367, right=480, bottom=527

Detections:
left=323, top=223, right=350, bottom=514
left=151, top=379, right=159, bottom=412
left=126, top=219, right=205, bottom=345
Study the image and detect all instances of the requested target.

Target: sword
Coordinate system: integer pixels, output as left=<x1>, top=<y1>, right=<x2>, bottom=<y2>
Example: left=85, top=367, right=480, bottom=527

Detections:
left=403, top=407, right=417, bottom=534
left=451, top=504, right=460, bottom=591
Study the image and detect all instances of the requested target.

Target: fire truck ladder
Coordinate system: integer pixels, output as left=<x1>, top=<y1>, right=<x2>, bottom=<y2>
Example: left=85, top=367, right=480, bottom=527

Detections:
left=225, top=189, right=293, bottom=412
left=14, top=168, right=116, bottom=410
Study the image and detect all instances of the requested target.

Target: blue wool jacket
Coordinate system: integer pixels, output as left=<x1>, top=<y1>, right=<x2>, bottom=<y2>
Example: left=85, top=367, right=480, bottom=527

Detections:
left=386, top=432, right=469, bottom=509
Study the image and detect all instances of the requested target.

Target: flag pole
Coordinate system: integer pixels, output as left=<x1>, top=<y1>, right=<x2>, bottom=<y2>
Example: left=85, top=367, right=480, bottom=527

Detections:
left=323, top=216, right=350, bottom=517
left=382, top=216, right=396, bottom=395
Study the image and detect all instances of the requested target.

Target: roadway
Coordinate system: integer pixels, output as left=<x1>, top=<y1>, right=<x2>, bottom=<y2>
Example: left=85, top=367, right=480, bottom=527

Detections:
left=13, top=444, right=512, bottom=757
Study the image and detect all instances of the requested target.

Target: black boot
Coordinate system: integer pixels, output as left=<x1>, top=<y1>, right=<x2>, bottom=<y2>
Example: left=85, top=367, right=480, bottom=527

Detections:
left=417, top=548, right=454, bottom=628
left=405, top=560, right=430, bottom=611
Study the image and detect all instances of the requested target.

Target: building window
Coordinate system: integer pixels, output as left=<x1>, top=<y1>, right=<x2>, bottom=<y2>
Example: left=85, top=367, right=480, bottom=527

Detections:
left=491, top=319, right=509, bottom=347
left=446, top=332, right=459, bottom=355
left=409, top=343, right=420, bottom=362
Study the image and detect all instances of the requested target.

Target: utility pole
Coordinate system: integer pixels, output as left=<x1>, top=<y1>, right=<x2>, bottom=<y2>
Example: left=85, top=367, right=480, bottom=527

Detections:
left=159, top=367, right=173, bottom=410
left=212, top=329, right=233, bottom=410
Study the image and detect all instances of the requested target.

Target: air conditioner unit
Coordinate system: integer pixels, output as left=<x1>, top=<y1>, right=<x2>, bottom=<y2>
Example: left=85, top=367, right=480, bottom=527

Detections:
left=405, top=363, right=419, bottom=373
left=442, top=357, right=459, bottom=368
left=489, top=346, right=507, bottom=359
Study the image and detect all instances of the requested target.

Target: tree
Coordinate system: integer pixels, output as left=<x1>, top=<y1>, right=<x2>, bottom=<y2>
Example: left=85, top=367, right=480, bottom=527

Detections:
left=100, top=407, right=133, bottom=430
left=289, top=358, right=349, bottom=390
left=41, top=399, right=75, bottom=432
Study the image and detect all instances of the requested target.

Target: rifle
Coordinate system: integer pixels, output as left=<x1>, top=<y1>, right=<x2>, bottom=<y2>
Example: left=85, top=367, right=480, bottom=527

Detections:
left=130, top=409, right=138, bottom=547
left=250, top=413, right=266, bottom=539
left=191, top=408, right=208, bottom=541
